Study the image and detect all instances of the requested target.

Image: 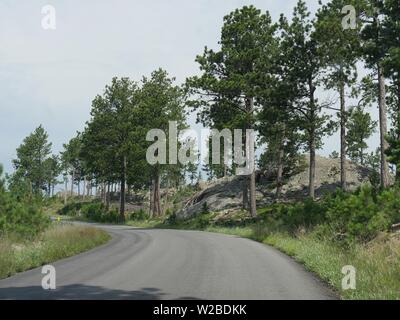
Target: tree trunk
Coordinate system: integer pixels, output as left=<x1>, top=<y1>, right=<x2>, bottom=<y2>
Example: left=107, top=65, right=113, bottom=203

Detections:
left=396, top=81, right=400, bottom=181
left=163, top=179, right=169, bottom=214
left=87, top=180, right=91, bottom=197
left=276, top=140, right=284, bottom=200
left=246, top=97, right=257, bottom=217
left=308, top=79, right=317, bottom=199
left=106, top=182, right=110, bottom=210
left=360, top=147, right=365, bottom=166
left=242, top=178, right=249, bottom=209
left=153, top=173, right=161, bottom=216
left=83, top=177, right=86, bottom=200
left=64, top=178, right=68, bottom=205
left=119, top=156, right=127, bottom=221
left=249, top=170, right=257, bottom=218
left=309, top=135, right=316, bottom=199
left=339, top=83, right=347, bottom=191
left=149, top=183, right=153, bottom=217
left=397, top=80, right=400, bottom=138
left=378, top=64, right=390, bottom=188
left=70, top=171, right=74, bottom=197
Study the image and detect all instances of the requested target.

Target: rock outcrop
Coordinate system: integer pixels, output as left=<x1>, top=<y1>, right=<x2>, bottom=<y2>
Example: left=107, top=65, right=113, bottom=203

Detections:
left=177, top=155, right=372, bottom=219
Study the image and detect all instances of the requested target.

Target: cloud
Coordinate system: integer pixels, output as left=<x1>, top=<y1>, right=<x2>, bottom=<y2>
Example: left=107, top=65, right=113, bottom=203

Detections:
left=0, top=0, right=378, bottom=175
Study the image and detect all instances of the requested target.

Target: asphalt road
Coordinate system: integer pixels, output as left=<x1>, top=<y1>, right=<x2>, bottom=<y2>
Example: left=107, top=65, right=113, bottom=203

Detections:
left=0, top=224, right=336, bottom=300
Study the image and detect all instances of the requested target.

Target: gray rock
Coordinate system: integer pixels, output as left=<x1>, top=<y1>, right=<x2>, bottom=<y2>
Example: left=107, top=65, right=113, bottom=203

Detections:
left=176, top=156, right=375, bottom=219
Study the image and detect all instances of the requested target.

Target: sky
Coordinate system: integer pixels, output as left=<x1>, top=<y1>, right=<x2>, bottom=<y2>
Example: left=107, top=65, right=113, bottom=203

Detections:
left=0, top=0, right=380, bottom=176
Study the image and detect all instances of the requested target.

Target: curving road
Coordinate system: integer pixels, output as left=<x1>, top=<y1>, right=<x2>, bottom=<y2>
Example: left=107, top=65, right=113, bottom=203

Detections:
left=0, top=224, right=336, bottom=300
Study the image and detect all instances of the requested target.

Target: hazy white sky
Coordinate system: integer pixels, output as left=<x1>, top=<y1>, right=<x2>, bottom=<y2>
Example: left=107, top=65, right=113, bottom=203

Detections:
left=0, top=0, right=379, bottom=174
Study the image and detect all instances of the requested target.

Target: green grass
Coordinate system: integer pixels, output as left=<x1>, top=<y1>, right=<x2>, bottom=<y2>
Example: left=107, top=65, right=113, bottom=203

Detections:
left=0, top=223, right=110, bottom=280
left=262, top=232, right=400, bottom=300
left=127, top=215, right=400, bottom=300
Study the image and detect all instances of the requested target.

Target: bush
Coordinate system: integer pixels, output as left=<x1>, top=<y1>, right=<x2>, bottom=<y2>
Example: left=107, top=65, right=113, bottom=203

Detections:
left=102, top=208, right=120, bottom=223
left=57, top=201, right=88, bottom=216
left=324, top=186, right=392, bottom=243
left=192, top=213, right=212, bottom=229
left=81, top=202, right=104, bottom=221
left=59, top=201, right=122, bottom=223
left=272, top=198, right=326, bottom=232
left=378, top=187, right=400, bottom=224
left=263, top=186, right=397, bottom=244
left=0, top=191, right=50, bottom=238
left=128, top=209, right=149, bottom=221
left=80, top=202, right=121, bottom=223
left=165, top=212, right=177, bottom=225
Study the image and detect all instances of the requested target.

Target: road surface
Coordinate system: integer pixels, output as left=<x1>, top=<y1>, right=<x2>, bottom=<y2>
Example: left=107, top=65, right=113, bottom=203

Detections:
left=0, top=224, right=336, bottom=299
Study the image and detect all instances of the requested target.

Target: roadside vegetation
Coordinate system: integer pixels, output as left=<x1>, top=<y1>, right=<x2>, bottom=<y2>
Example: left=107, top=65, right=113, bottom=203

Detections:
left=0, top=224, right=109, bottom=280
left=0, top=165, right=109, bottom=280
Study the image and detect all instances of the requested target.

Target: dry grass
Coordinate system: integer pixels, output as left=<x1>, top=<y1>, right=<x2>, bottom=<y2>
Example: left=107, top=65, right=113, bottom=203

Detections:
left=0, top=224, right=110, bottom=280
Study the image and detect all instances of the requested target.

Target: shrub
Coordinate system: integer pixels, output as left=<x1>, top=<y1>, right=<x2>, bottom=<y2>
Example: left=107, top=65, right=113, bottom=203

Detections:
left=272, top=199, right=326, bottom=232
left=81, top=202, right=104, bottom=221
left=194, top=213, right=211, bottom=229
left=128, top=209, right=149, bottom=221
left=57, top=201, right=87, bottom=216
left=0, top=191, right=50, bottom=238
left=262, top=186, right=396, bottom=244
left=378, top=187, right=400, bottom=224
left=324, top=186, right=392, bottom=243
left=165, top=212, right=177, bottom=224
left=59, top=201, right=122, bottom=223
left=201, top=201, right=210, bottom=214
left=102, top=208, right=120, bottom=223
left=80, top=202, right=120, bottom=223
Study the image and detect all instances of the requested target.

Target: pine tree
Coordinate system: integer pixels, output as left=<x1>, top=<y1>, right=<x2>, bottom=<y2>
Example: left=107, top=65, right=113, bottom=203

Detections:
left=279, top=1, right=336, bottom=199
left=346, top=106, right=377, bottom=165
left=360, top=0, right=390, bottom=187
left=61, top=134, right=82, bottom=198
left=382, top=0, right=400, bottom=181
left=81, top=77, right=139, bottom=220
left=137, top=69, right=186, bottom=217
left=315, top=0, right=361, bottom=191
left=44, top=155, right=61, bottom=197
left=12, top=125, right=52, bottom=195
left=187, top=6, right=278, bottom=216
left=258, top=76, right=304, bottom=199
left=382, top=0, right=400, bottom=119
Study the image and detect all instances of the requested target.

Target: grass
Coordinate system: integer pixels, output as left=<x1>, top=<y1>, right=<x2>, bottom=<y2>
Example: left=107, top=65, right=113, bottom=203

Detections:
left=0, top=223, right=110, bottom=280
left=126, top=213, right=400, bottom=300
left=262, top=232, right=400, bottom=300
